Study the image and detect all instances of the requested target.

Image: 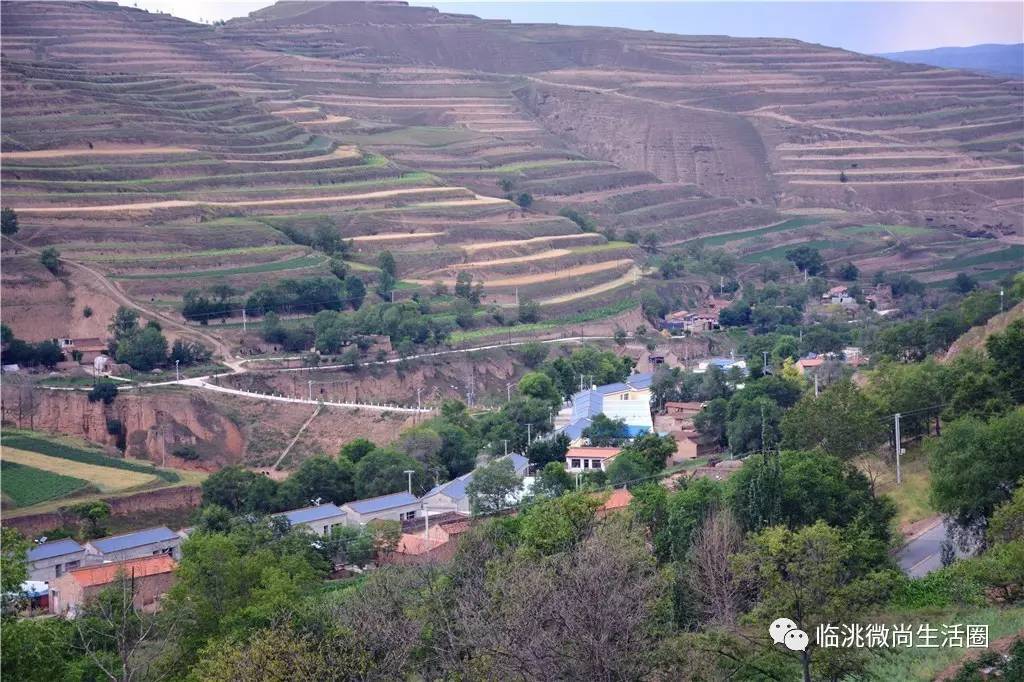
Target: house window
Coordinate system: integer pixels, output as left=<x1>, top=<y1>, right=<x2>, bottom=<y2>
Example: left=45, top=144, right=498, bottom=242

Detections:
left=55, top=564, right=63, bottom=577
left=592, top=459, right=601, bottom=469
left=570, top=458, right=581, bottom=468
left=400, top=510, right=417, bottom=521
left=66, top=560, right=80, bottom=570
left=323, top=525, right=330, bottom=535
left=582, top=459, right=590, bottom=469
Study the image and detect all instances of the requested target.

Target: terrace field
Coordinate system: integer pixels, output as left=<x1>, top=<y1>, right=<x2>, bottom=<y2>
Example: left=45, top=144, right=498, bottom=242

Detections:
left=0, top=0, right=1019, bottom=348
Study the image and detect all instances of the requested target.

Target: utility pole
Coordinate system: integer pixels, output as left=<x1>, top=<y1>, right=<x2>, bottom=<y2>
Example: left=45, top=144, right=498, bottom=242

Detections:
left=527, top=423, right=532, bottom=446
left=423, top=503, right=430, bottom=540
left=515, top=287, right=519, bottom=307
left=416, top=386, right=422, bottom=411
left=762, top=351, right=769, bottom=375
left=503, top=439, right=509, bottom=457
left=308, top=380, right=313, bottom=401
left=1000, top=288, right=1005, bottom=313
left=403, top=469, right=414, bottom=495
left=506, top=382, right=513, bottom=403
left=175, top=359, right=180, bottom=381
left=894, top=413, right=902, bottom=485
left=242, top=307, right=247, bottom=333
left=814, top=373, right=819, bottom=398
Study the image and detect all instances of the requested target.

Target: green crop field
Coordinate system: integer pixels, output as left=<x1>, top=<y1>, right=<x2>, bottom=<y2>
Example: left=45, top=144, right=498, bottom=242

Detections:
left=689, top=217, right=822, bottom=248
left=838, top=223, right=933, bottom=236
left=1, top=461, right=91, bottom=507
left=1, top=431, right=180, bottom=483
left=740, top=239, right=840, bottom=263
left=113, top=254, right=327, bottom=280
left=937, top=245, right=1024, bottom=270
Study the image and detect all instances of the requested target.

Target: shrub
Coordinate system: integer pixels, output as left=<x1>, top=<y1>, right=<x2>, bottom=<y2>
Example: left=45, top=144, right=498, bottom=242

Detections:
left=173, top=445, right=201, bottom=461
left=88, top=381, right=118, bottom=405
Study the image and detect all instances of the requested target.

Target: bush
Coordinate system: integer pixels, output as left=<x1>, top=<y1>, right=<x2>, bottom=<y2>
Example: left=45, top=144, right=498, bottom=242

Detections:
left=39, top=247, right=60, bottom=275
left=173, top=445, right=201, bottom=461
left=0, top=207, right=18, bottom=236
left=88, top=381, right=118, bottom=405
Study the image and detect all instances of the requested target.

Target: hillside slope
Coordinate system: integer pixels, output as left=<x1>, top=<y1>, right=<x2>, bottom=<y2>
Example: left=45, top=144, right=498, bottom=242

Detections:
left=878, top=43, right=1024, bottom=78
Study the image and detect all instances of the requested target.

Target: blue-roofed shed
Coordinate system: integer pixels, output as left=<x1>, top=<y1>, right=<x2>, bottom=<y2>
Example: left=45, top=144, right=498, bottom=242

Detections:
left=274, top=503, right=347, bottom=536
left=85, top=526, right=181, bottom=562
left=341, top=491, right=421, bottom=525
left=27, top=538, right=87, bottom=582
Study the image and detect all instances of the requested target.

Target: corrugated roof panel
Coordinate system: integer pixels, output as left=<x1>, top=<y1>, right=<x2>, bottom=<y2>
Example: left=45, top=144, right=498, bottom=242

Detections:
left=90, top=526, right=178, bottom=554
left=345, top=491, right=419, bottom=514
left=275, top=503, right=345, bottom=525
left=27, top=538, right=83, bottom=562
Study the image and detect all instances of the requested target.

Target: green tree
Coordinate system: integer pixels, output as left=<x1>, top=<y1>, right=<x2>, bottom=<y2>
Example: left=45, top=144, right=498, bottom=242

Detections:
left=517, top=341, right=549, bottom=368
left=108, top=308, right=140, bottom=343
left=517, top=491, right=602, bottom=556
left=518, top=371, right=562, bottom=411
left=533, top=461, right=574, bottom=498
left=345, top=276, right=367, bottom=310
left=726, top=396, right=781, bottom=454
left=514, top=192, right=533, bottom=209
left=1, top=527, right=30, bottom=615
left=116, top=325, right=167, bottom=371
left=32, top=340, right=62, bottom=368
left=731, top=522, right=897, bottom=682
left=0, top=207, right=18, bottom=236
left=39, top=247, right=60, bottom=274
left=354, top=448, right=424, bottom=498
left=781, top=380, right=885, bottom=459
left=277, top=455, right=354, bottom=509
left=88, top=380, right=119, bottom=404
left=836, top=261, right=859, bottom=281
left=619, top=432, right=676, bottom=472
left=323, top=525, right=374, bottom=567
left=930, top=411, right=1024, bottom=537
left=466, top=458, right=521, bottom=515
left=694, top=397, right=729, bottom=447
left=518, top=297, right=540, bottom=323
left=582, top=414, right=628, bottom=446
left=201, top=466, right=279, bottom=514
left=986, top=319, right=1024, bottom=398
left=785, top=246, right=826, bottom=276
left=951, top=272, right=977, bottom=294
left=606, top=450, right=655, bottom=486
left=69, top=501, right=112, bottom=539
left=340, top=438, right=377, bottom=463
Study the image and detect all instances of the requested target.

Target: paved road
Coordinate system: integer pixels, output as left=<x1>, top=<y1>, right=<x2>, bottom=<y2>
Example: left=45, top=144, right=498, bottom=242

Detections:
left=896, top=518, right=970, bottom=577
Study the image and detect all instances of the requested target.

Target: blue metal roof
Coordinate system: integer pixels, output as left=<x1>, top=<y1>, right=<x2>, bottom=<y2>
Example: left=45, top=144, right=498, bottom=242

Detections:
left=275, top=503, right=345, bottom=525
left=27, top=538, right=83, bottom=562
left=345, top=491, right=419, bottom=514
left=90, top=527, right=178, bottom=554
left=571, top=390, right=603, bottom=420
left=505, top=453, right=529, bottom=474
left=627, top=373, right=653, bottom=390
left=559, top=417, right=593, bottom=440
left=425, top=472, right=473, bottom=501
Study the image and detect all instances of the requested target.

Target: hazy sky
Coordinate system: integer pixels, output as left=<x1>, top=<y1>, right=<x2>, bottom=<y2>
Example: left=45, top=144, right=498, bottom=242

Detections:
left=128, top=1, right=1024, bottom=54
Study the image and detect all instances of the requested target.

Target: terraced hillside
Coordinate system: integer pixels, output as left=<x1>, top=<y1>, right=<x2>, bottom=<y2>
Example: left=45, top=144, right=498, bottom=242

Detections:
left=1, top=0, right=1020, bottom=345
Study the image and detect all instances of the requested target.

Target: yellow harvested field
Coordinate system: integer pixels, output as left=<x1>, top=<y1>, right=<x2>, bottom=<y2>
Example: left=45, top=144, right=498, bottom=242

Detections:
left=449, top=248, right=571, bottom=269
left=2, top=145, right=196, bottom=159
left=410, top=196, right=510, bottom=209
left=303, top=115, right=352, bottom=125
left=462, top=233, right=598, bottom=253
left=1, top=447, right=157, bottom=492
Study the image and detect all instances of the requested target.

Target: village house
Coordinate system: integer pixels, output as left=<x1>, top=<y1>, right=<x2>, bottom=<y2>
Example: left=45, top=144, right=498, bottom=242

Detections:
left=556, top=373, right=654, bottom=444
left=274, top=503, right=348, bottom=537
left=673, top=428, right=719, bottom=461
left=340, top=491, right=421, bottom=525
left=664, top=401, right=704, bottom=420
left=693, top=357, right=748, bottom=375
left=58, top=337, right=108, bottom=364
left=822, top=285, right=856, bottom=305
left=84, top=526, right=181, bottom=563
left=795, top=354, right=826, bottom=376
left=661, top=298, right=725, bottom=334
left=26, top=538, right=87, bottom=582
left=420, top=454, right=529, bottom=515
left=565, top=446, right=622, bottom=473
left=48, top=555, right=177, bottom=618
left=384, top=512, right=472, bottom=566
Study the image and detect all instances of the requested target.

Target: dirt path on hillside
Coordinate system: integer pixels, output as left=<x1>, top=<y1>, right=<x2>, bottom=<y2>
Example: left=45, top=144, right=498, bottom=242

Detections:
left=449, top=248, right=572, bottom=269
left=4, top=237, right=235, bottom=364
left=14, top=187, right=466, bottom=214
left=411, top=196, right=509, bottom=208
left=303, top=115, right=352, bottom=125
left=462, top=233, right=596, bottom=254
left=790, top=175, right=1024, bottom=186
left=2, top=145, right=196, bottom=160
left=539, top=265, right=640, bottom=304
left=350, top=231, right=444, bottom=242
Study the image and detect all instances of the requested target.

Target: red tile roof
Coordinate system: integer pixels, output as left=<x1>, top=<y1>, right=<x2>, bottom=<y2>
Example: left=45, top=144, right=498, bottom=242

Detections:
left=67, top=555, right=176, bottom=588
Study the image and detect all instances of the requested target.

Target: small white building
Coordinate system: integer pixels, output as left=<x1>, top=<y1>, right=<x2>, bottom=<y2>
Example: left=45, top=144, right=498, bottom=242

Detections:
left=565, top=447, right=622, bottom=473
left=273, top=503, right=348, bottom=537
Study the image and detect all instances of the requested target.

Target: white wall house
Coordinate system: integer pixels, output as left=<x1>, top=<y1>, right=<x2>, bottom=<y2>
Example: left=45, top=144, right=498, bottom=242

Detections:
left=274, top=503, right=348, bottom=537
left=84, top=526, right=181, bottom=563
left=26, top=538, right=86, bottom=582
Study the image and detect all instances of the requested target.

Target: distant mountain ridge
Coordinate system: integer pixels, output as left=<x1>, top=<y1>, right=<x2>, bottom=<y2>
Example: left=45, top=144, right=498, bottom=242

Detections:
left=877, top=43, right=1023, bottom=78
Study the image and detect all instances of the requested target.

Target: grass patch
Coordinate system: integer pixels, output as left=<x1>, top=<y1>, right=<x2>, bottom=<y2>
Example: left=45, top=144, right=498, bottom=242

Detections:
left=569, top=241, right=634, bottom=254
left=863, top=606, right=1024, bottom=681
left=79, top=244, right=298, bottom=263
left=839, top=223, right=933, bottom=236
left=450, top=298, right=637, bottom=343
left=937, top=245, right=1024, bottom=270
left=740, top=239, right=844, bottom=263
left=1, top=461, right=91, bottom=507
left=1, top=431, right=180, bottom=483
left=859, top=445, right=934, bottom=533
left=345, top=126, right=479, bottom=147
left=113, top=254, right=326, bottom=280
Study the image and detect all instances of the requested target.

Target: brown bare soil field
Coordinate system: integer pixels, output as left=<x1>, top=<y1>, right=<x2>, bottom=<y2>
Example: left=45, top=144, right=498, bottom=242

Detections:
left=2, top=145, right=196, bottom=159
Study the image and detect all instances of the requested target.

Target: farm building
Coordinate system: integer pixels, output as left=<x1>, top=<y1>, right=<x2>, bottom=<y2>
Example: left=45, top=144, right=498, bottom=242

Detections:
left=673, top=429, right=719, bottom=461
left=274, top=503, right=348, bottom=537
left=48, top=555, right=177, bottom=618
left=664, top=401, right=704, bottom=419
left=58, top=337, right=108, bottom=363
left=26, top=538, right=86, bottom=582
left=84, top=526, right=181, bottom=563
left=421, top=454, right=530, bottom=514
left=385, top=512, right=473, bottom=566
left=341, top=491, right=421, bottom=525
